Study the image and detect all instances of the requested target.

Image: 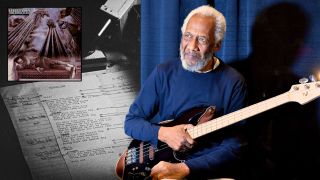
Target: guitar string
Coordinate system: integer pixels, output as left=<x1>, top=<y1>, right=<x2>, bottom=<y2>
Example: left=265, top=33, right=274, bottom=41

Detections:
left=125, top=126, right=206, bottom=156
left=126, top=120, right=234, bottom=161
left=126, top=124, right=228, bottom=161
left=126, top=118, right=237, bottom=161
left=126, top=140, right=196, bottom=161
left=126, top=143, right=167, bottom=157
left=125, top=119, right=228, bottom=160
left=125, top=124, right=214, bottom=160
left=125, top=110, right=236, bottom=160
left=126, top=143, right=169, bottom=160
left=126, top=146, right=170, bottom=162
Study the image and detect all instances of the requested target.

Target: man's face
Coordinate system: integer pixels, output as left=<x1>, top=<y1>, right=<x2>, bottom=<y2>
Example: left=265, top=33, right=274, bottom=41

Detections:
left=180, top=14, right=218, bottom=72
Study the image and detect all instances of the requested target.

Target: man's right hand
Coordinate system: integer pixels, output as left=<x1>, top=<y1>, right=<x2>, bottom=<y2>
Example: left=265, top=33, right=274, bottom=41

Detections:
left=158, top=124, right=194, bottom=151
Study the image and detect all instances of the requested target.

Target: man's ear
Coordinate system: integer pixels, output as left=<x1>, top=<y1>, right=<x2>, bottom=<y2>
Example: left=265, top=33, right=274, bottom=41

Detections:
left=212, top=41, right=221, bottom=52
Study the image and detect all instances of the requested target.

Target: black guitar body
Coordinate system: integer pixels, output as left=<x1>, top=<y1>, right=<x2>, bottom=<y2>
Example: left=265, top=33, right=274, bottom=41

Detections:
left=120, top=106, right=214, bottom=180
left=123, top=140, right=177, bottom=180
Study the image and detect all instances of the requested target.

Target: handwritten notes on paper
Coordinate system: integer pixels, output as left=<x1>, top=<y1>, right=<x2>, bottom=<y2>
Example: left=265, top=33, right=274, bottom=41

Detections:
left=0, top=70, right=138, bottom=179
left=1, top=84, right=71, bottom=180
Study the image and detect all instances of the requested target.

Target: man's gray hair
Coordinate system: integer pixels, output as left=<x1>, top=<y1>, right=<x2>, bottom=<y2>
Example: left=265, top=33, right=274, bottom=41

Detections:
left=181, top=5, right=226, bottom=44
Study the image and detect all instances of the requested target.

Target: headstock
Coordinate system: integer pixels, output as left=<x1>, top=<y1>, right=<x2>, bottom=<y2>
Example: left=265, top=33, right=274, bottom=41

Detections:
left=289, top=81, right=320, bottom=105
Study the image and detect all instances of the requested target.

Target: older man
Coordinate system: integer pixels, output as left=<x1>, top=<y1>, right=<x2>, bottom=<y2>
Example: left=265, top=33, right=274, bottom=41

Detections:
left=124, top=5, right=247, bottom=179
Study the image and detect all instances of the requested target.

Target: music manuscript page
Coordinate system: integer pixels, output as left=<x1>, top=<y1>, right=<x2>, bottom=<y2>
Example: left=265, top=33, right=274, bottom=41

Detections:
left=1, top=70, right=137, bottom=179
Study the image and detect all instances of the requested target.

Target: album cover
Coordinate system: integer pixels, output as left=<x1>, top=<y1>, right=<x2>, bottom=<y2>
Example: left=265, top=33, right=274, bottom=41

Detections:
left=8, top=8, right=81, bottom=81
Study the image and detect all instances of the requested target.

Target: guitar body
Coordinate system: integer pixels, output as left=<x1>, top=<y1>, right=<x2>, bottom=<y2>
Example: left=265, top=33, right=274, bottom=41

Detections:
left=120, top=140, right=178, bottom=179
left=116, top=106, right=215, bottom=179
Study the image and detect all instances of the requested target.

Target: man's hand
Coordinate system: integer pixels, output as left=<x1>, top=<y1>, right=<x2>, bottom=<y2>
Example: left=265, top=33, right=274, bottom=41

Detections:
left=158, top=124, right=194, bottom=151
left=150, top=161, right=190, bottom=180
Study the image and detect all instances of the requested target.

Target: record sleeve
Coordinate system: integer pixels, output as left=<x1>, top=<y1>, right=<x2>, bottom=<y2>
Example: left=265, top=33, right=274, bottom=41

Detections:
left=8, top=8, right=81, bottom=81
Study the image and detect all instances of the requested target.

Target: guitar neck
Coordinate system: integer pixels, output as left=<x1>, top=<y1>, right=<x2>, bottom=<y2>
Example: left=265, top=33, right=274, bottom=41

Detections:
left=188, top=92, right=291, bottom=139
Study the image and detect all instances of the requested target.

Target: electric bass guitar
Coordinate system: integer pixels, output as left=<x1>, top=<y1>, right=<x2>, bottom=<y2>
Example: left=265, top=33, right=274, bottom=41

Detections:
left=116, top=81, right=320, bottom=179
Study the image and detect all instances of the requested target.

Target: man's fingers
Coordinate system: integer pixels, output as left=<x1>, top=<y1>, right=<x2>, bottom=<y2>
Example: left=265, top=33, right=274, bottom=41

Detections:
left=183, top=124, right=193, bottom=133
left=185, top=135, right=194, bottom=145
left=184, top=124, right=194, bottom=130
left=150, top=168, right=157, bottom=179
left=180, top=124, right=194, bottom=150
left=184, top=140, right=193, bottom=149
left=150, top=161, right=165, bottom=179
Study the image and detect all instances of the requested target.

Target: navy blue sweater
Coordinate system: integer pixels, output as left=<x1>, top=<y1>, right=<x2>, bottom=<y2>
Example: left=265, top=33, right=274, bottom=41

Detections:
left=125, top=58, right=247, bottom=178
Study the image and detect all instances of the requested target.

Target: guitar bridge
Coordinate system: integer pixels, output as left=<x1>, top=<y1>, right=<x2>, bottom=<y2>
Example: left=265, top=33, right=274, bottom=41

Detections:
left=126, top=147, right=138, bottom=165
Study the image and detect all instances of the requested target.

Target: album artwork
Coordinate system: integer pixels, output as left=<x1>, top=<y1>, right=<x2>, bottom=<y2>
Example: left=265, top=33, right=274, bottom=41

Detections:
left=8, top=8, right=81, bottom=81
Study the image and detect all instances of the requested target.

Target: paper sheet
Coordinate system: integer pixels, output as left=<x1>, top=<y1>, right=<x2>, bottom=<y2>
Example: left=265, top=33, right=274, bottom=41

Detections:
left=1, top=70, right=138, bottom=179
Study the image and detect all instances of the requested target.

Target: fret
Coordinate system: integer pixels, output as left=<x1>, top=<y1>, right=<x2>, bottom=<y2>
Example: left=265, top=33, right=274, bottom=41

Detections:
left=188, top=92, right=291, bottom=139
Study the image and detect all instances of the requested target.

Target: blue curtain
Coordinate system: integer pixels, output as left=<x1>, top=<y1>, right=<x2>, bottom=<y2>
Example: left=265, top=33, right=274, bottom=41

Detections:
left=141, top=0, right=208, bottom=83
left=215, top=0, right=320, bottom=128
left=141, top=0, right=320, bottom=81
left=216, top=0, right=320, bottom=76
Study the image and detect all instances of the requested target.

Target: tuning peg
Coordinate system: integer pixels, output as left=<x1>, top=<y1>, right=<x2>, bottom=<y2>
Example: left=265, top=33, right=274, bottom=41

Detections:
left=299, top=77, right=309, bottom=84
left=309, top=75, right=316, bottom=82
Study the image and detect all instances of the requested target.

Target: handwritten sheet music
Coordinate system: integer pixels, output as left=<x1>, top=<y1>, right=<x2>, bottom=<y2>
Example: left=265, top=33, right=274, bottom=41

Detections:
left=1, top=70, right=138, bottom=179
left=1, top=83, right=71, bottom=180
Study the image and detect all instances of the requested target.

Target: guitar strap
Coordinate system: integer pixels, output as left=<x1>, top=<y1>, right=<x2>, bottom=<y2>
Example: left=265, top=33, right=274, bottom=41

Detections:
left=197, top=106, right=215, bottom=124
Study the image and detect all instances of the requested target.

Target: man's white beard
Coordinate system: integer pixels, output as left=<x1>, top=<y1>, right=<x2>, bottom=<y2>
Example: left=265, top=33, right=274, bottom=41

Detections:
left=180, top=47, right=213, bottom=72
